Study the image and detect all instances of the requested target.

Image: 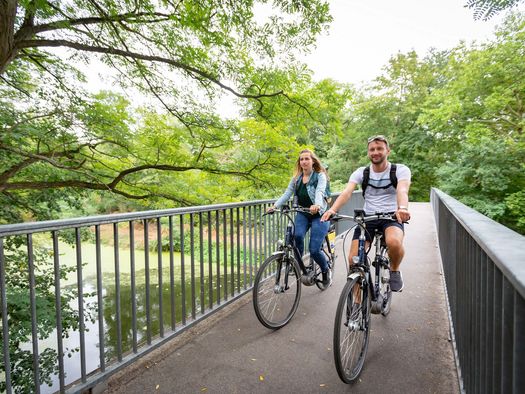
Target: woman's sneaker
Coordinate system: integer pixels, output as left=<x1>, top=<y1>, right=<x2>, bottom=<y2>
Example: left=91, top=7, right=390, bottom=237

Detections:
left=322, top=269, right=332, bottom=287
left=389, top=271, right=404, bottom=292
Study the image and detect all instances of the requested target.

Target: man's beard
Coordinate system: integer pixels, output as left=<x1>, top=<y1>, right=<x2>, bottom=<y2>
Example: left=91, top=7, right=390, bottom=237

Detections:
left=370, top=155, right=386, bottom=164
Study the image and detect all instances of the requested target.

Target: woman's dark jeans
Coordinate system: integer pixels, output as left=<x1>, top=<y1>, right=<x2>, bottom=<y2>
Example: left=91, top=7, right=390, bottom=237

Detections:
left=294, top=212, right=330, bottom=272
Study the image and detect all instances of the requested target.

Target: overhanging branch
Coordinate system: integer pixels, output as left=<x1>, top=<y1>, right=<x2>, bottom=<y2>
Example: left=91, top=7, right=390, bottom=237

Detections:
left=16, top=39, right=285, bottom=100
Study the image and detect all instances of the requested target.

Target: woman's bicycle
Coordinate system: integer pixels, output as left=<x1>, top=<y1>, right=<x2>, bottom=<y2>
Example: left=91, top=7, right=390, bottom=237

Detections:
left=330, top=209, right=402, bottom=383
left=252, top=206, right=336, bottom=329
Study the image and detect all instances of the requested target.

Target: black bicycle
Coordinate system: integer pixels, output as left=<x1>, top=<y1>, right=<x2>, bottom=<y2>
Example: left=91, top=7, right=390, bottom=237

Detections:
left=331, top=209, right=401, bottom=383
left=252, top=206, right=336, bottom=329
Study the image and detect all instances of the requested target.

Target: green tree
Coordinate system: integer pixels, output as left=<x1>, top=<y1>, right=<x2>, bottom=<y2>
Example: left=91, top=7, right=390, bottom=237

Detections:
left=0, top=239, right=96, bottom=393
left=419, top=12, right=525, bottom=231
left=1, top=1, right=334, bottom=221
left=1, top=0, right=331, bottom=126
left=326, top=49, right=449, bottom=201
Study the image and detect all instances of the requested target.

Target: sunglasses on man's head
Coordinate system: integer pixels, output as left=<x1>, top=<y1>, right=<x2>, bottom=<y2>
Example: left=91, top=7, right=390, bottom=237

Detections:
left=367, top=135, right=389, bottom=146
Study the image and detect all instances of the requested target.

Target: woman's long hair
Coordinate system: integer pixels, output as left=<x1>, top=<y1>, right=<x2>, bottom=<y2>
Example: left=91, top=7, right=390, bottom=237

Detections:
left=293, top=149, right=328, bottom=178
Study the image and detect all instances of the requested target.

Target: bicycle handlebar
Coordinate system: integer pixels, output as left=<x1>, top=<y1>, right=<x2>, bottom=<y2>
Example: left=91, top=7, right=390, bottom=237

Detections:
left=329, top=211, right=408, bottom=224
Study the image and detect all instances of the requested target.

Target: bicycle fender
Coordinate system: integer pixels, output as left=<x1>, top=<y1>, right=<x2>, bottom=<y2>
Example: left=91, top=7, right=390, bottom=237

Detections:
left=271, top=251, right=286, bottom=258
left=347, top=271, right=361, bottom=281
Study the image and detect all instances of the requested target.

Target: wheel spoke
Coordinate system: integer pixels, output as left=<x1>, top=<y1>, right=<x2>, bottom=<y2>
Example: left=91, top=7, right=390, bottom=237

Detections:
left=334, top=277, right=370, bottom=383
left=253, top=255, right=301, bottom=329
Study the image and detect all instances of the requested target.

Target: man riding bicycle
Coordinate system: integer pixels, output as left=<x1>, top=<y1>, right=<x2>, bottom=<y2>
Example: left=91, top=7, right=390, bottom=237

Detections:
left=321, top=135, right=411, bottom=292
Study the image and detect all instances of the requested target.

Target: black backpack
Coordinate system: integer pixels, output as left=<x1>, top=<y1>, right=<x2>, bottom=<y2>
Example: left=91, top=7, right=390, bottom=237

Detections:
left=362, top=163, right=397, bottom=198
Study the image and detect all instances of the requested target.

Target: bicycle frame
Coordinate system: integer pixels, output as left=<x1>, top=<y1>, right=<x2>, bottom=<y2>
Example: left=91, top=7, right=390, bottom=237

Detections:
left=266, top=207, right=334, bottom=277
left=353, top=215, right=378, bottom=304
left=339, top=211, right=395, bottom=304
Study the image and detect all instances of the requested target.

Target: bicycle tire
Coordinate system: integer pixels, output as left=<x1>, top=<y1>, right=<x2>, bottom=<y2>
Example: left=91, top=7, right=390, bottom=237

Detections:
left=333, top=273, right=371, bottom=383
left=253, top=253, right=302, bottom=329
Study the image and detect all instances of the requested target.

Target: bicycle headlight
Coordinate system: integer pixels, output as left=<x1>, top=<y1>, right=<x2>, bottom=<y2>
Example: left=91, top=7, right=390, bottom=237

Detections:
left=276, top=239, right=284, bottom=250
left=352, top=256, right=360, bottom=265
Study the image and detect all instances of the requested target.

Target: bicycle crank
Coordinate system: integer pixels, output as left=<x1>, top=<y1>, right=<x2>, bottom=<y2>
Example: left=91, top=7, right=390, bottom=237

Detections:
left=300, top=271, right=316, bottom=286
left=371, top=294, right=383, bottom=314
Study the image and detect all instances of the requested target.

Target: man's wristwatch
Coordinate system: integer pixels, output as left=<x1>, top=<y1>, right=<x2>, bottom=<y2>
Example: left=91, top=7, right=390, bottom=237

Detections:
left=398, top=206, right=408, bottom=211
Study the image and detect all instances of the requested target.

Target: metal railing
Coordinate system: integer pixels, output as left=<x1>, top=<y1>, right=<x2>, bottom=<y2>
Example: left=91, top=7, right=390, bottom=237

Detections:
left=431, top=188, right=525, bottom=394
left=0, top=191, right=361, bottom=393
left=0, top=199, right=286, bottom=393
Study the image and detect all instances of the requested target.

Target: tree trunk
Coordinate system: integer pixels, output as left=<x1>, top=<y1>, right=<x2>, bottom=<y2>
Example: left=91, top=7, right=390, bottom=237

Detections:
left=0, top=0, right=18, bottom=74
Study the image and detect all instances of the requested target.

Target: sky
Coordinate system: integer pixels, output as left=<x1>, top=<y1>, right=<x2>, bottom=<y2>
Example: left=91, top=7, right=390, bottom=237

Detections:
left=302, top=0, right=520, bottom=85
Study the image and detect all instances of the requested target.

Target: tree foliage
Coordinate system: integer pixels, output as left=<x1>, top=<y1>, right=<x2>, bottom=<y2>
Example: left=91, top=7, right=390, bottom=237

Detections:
left=0, top=0, right=335, bottom=224
left=1, top=0, right=331, bottom=123
left=326, top=11, right=525, bottom=233
left=326, top=49, right=450, bottom=201
left=466, top=0, right=522, bottom=20
left=0, top=238, right=96, bottom=393
left=420, top=12, right=525, bottom=231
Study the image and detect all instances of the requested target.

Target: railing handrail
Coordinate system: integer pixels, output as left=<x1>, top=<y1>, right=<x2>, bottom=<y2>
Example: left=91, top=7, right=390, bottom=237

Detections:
left=431, top=188, right=525, bottom=299
left=0, top=199, right=277, bottom=237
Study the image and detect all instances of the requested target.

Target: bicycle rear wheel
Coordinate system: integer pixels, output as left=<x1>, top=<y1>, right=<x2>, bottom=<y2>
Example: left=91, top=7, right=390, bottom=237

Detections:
left=333, top=273, right=371, bottom=383
left=253, top=253, right=302, bottom=329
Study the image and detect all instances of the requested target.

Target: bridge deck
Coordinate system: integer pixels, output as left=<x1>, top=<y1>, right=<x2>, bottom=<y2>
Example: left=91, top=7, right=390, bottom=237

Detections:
left=105, top=203, right=459, bottom=394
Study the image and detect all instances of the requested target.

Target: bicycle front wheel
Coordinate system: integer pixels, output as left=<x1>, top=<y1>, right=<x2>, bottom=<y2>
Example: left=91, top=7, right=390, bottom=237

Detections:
left=253, top=253, right=302, bottom=329
left=333, top=273, right=371, bottom=383
left=380, top=263, right=392, bottom=316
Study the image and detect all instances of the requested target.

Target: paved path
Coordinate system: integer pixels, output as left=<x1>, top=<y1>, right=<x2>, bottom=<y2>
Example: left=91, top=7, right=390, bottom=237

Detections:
left=106, top=203, right=459, bottom=394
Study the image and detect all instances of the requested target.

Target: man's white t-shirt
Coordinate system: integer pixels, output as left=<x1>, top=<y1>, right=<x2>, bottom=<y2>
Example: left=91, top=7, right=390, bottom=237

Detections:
left=349, top=163, right=411, bottom=214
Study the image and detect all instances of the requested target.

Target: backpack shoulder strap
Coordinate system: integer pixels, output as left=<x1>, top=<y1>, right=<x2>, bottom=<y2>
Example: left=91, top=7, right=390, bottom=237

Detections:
left=362, top=166, right=370, bottom=198
left=390, top=163, right=398, bottom=189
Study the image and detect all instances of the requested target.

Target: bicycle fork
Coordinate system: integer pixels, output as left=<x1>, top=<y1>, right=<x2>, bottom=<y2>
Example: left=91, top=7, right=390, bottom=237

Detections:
left=371, top=234, right=389, bottom=314
left=273, top=256, right=291, bottom=293
left=345, top=271, right=368, bottom=331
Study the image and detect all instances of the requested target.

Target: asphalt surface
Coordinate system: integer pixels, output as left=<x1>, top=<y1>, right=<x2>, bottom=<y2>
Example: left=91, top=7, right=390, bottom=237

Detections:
left=106, top=202, right=459, bottom=394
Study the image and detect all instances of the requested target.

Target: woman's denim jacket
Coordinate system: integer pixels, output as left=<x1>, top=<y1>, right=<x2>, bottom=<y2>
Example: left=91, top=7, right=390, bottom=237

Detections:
left=274, top=171, right=328, bottom=215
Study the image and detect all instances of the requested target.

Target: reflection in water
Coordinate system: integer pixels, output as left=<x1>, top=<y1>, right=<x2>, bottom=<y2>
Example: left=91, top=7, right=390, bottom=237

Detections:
left=41, top=253, right=256, bottom=393
left=101, top=268, right=221, bottom=359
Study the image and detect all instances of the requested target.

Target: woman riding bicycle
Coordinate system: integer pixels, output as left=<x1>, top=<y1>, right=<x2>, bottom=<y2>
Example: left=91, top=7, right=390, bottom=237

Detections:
left=268, top=149, right=332, bottom=287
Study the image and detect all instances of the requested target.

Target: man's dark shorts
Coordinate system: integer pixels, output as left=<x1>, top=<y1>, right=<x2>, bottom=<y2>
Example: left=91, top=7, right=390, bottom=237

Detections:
left=352, top=218, right=404, bottom=242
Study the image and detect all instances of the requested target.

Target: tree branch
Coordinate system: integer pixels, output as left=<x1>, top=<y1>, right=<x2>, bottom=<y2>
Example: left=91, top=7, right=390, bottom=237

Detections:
left=17, top=12, right=172, bottom=37
left=16, top=39, right=285, bottom=100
